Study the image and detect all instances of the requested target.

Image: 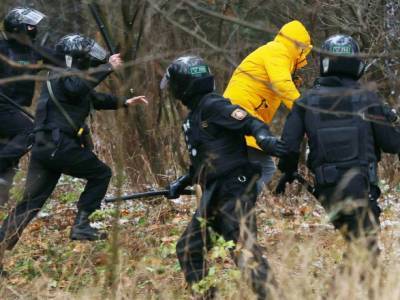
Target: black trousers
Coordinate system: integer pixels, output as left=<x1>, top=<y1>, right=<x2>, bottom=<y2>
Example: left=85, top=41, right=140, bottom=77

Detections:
left=0, top=132, right=111, bottom=249
left=176, top=166, right=269, bottom=299
left=317, top=172, right=381, bottom=251
left=0, top=110, right=33, bottom=198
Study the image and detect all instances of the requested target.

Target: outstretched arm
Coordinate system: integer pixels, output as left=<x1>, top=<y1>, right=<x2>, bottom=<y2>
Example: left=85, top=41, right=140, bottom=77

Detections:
left=91, top=92, right=148, bottom=110
left=278, top=101, right=306, bottom=174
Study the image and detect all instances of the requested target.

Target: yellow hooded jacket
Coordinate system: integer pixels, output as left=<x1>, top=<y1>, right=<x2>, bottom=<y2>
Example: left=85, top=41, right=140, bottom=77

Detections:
left=223, top=20, right=312, bottom=149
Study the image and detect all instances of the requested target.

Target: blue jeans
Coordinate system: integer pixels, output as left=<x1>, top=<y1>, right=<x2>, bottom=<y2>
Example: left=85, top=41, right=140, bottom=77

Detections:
left=247, top=147, right=276, bottom=194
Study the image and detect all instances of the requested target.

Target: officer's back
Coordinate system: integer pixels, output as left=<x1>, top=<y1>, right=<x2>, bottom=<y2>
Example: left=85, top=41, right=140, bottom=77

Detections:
left=278, top=34, right=400, bottom=253
left=300, top=76, right=379, bottom=180
left=281, top=36, right=400, bottom=181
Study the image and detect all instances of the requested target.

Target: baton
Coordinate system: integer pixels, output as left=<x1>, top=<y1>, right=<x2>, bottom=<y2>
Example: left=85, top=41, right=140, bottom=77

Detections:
left=105, top=188, right=195, bottom=203
left=88, top=3, right=116, bottom=54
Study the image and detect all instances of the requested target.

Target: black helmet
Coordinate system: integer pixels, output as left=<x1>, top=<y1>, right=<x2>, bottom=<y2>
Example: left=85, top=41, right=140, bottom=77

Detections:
left=55, top=34, right=108, bottom=69
left=4, top=7, right=45, bottom=40
left=320, top=34, right=364, bottom=79
left=160, top=56, right=215, bottom=104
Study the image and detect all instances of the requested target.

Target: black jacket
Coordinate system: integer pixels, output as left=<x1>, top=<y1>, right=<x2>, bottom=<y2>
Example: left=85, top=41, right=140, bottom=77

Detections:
left=0, top=38, right=57, bottom=109
left=279, top=76, right=400, bottom=177
left=34, top=64, right=124, bottom=136
left=183, top=93, right=270, bottom=182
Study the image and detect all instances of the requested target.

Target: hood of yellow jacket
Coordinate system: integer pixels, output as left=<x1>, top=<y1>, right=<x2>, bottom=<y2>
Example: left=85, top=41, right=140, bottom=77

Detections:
left=274, top=20, right=312, bottom=70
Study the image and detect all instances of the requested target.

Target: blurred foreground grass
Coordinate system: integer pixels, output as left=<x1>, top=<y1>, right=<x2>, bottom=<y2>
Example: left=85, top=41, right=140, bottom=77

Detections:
left=0, top=176, right=400, bottom=299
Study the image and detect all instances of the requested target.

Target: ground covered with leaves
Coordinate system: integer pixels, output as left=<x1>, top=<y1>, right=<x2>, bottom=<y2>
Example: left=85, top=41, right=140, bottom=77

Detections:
left=0, top=174, right=400, bottom=299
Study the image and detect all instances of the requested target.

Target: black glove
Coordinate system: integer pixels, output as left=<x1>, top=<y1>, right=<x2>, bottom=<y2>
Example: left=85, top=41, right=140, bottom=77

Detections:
left=259, top=137, right=288, bottom=157
left=275, top=172, right=296, bottom=195
left=167, top=174, right=191, bottom=199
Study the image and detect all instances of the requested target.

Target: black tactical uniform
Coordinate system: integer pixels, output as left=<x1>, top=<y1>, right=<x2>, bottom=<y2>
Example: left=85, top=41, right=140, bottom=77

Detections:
left=162, top=56, right=287, bottom=299
left=0, top=8, right=55, bottom=204
left=0, top=34, right=124, bottom=250
left=277, top=35, right=400, bottom=252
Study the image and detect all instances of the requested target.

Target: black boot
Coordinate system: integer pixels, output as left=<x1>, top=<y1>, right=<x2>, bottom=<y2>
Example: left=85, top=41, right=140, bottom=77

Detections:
left=70, top=210, right=107, bottom=241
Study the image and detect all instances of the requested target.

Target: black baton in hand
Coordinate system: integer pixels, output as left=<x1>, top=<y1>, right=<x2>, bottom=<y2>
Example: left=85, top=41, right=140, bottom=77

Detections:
left=105, top=188, right=195, bottom=203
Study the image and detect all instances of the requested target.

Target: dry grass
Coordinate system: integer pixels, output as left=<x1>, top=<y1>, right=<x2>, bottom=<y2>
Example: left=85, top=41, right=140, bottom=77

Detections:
left=0, top=175, right=399, bottom=300
left=0, top=1, right=399, bottom=299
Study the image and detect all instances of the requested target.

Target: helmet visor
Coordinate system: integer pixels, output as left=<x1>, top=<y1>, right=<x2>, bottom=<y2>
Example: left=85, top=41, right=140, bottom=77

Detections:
left=89, top=42, right=108, bottom=62
left=20, top=9, right=46, bottom=26
left=160, top=70, right=170, bottom=90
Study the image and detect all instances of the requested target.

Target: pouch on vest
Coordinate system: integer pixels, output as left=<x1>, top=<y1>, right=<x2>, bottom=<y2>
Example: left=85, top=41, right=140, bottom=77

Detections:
left=317, top=126, right=359, bottom=162
left=315, top=165, right=339, bottom=185
left=34, top=129, right=59, bottom=148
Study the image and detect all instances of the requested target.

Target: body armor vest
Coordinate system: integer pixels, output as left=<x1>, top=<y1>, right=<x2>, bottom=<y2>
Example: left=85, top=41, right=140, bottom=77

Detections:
left=304, top=84, right=377, bottom=185
left=183, top=94, right=249, bottom=181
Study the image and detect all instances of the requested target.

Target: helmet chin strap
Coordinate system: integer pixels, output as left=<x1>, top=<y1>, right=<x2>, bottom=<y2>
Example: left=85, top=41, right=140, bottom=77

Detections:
left=65, top=55, right=90, bottom=70
left=65, top=55, right=73, bottom=68
left=322, top=58, right=330, bottom=74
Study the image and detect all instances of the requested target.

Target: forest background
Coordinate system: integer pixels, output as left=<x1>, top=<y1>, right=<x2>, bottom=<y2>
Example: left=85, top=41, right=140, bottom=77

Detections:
left=1, top=1, right=400, bottom=299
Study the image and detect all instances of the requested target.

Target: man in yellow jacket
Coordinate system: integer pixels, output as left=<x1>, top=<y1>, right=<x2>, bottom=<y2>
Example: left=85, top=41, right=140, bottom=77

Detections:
left=224, top=20, right=312, bottom=192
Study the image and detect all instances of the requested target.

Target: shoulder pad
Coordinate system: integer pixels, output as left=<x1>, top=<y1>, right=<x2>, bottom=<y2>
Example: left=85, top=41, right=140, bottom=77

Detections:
left=199, top=93, right=235, bottom=119
left=201, top=93, right=228, bottom=109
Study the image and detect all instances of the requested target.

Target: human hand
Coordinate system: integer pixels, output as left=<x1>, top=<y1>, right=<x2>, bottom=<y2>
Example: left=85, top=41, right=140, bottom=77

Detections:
left=125, top=96, right=149, bottom=105
left=109, top=53, right=123, bottom=69
left=125, top=96, right=148, bottom=106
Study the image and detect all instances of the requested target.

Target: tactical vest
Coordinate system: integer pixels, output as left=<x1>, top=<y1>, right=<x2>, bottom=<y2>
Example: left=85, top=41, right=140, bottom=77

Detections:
left=304, top=85, right=377, bottom=185
left=183, top=93, right=249, bottom=181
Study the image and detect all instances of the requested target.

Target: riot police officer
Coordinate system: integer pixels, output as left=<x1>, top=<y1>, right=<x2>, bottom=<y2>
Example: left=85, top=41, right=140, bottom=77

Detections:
left=161, top=56, right=287, bottom=299
left=0, top=34, right=147, bottom=255
left=277, top=35, right=400, bottom=253
left=0, top=7, right=57, bottom=205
